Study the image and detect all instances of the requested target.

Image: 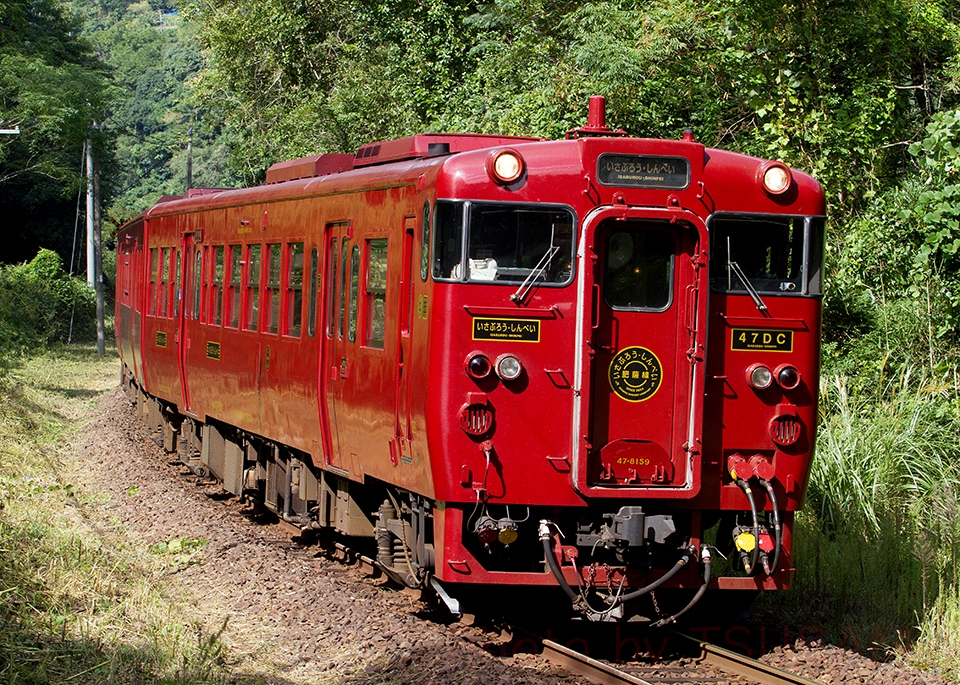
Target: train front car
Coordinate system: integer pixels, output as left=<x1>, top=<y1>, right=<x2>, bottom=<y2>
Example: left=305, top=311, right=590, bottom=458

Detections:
left=426, top=97, right=825, bottom=622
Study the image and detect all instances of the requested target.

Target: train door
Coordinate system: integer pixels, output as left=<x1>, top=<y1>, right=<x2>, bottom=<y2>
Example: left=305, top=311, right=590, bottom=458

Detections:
left=580, top=215, right=704, bottom=490
left=320, top=222, right=351, bottom=469
left=178, top=231, right=200, bottom=415
left=117, top=224, right=142, bottom=380
left=391, top=218, right=416, bottom=465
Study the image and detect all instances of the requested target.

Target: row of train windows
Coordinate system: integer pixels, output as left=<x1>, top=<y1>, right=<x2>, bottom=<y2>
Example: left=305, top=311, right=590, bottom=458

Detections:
left=147, top=239, right=389, bottom=349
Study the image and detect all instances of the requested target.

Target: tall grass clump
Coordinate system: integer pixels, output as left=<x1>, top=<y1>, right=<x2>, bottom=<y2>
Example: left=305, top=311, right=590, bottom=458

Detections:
left=765, top=367, right=960, bottom=674
left=0, top=348, right=240, bottom=684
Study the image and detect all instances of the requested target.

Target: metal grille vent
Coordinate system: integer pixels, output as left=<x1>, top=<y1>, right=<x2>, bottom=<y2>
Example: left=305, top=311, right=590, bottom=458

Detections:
left=769, top=415, right=801, bottom=446
left=459, top=403, right=493, bottom=436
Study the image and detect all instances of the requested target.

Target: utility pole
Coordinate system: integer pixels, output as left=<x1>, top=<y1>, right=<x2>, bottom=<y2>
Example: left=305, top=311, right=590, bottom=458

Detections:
left=186, top=123, right=193, bottom=192
left=85, top=125, right=105, bottom=357
left=93, top=145, right=105, bottom=357
left=85, top=139, right=95, bottom=288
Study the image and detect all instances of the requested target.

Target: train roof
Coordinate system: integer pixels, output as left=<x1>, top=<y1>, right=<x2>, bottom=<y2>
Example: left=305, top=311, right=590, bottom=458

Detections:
left=128, top=97, right=823, bottom=225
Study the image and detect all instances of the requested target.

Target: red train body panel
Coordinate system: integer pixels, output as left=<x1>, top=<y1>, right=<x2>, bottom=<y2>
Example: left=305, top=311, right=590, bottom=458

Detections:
left=116, top=99, right=825, bottom=621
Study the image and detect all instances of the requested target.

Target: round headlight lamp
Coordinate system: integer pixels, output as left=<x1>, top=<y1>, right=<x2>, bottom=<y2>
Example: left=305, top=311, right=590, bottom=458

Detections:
left=495, top=354, right=523, bottom=381
left=488, top=149, right=525, bottom=185
left=746, top=364, right=773, bottom=390
left=758, top=161, right=792, bottom=195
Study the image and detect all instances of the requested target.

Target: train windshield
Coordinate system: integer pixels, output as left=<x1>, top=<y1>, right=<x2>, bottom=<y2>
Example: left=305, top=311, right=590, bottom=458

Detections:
left=433, top=200, right=575, bottom=285
left=708, top=215, right=824, bottom=296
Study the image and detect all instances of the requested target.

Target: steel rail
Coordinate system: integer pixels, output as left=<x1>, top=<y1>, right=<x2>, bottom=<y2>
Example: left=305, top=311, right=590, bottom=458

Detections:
left=689, top=636, right=823, bottom=685
left=541, top=639, right=653, bottom=685
left=541, top=634, right=824, bottom=685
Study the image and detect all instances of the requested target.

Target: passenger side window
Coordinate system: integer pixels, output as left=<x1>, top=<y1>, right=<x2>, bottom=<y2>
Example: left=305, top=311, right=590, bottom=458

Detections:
left=149, top=248, right=159, bottom=316
left=326, top=237, right=338, bottom=338
left=226, top=245, right=241, bottom=329
left=174, top=250, right=181, bottom=317
left=348, top=245, right=360, bottom=343
left=285, top=242, right=304, bottom=337
left=159, top=247, right=170, bottom=317
left=365, top=239, right=388, bottom=348
left=211, top=245, right=224, bottom=326
left=339, top=238, right=349, bottom=339
left=245, top=244, right=261, bottom=331
left=192, top=249, right=202, bottom=320
left=264, top=243, right=281, bottom=334
left=308, top=246, right=319, bottom=338
left=420, top=201, right=430, bottom=282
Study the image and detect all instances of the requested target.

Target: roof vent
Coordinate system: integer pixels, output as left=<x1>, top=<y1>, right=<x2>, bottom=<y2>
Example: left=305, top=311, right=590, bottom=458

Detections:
left=428, top=142, right=451, bottom=157
left=265, top=153, right=355, bottom=184
left=351, top=133, right=543, bottom=168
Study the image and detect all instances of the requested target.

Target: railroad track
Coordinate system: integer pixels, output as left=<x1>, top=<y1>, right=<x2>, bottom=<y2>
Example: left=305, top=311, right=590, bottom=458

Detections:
left=541, top=634, right=823, bottom=685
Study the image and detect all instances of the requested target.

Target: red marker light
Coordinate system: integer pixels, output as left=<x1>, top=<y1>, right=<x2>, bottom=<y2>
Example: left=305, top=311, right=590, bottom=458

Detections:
left=465, top=353, right=492, bottom=379
left=776, top=365, right=801, bottom=390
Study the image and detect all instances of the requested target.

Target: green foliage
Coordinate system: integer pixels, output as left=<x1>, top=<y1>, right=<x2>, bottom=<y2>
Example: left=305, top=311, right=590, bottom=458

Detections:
left=67, top=0, right=240, bottom=224
left=187, top=0, right=960, bottom=220
left=825, top=108, right=960, bottom=368
left=187, top=0, right=483, bottom=182
left=812, top=372, right=960, bottom=543
left=0, top=0, right=118, bottom=264
left=0, top=249, right=96, bottom=360
left=912, top=586, right=960, bottom=680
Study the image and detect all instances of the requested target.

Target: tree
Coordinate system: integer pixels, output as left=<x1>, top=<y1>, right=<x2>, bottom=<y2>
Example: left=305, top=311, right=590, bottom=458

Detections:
left=0, top=0, right=117, bottom=265
left=69, top=1, right=240, bottom=224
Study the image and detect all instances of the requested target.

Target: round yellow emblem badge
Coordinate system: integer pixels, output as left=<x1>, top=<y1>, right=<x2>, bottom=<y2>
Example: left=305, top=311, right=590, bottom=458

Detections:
left=608, top=346, right=663, bottom=402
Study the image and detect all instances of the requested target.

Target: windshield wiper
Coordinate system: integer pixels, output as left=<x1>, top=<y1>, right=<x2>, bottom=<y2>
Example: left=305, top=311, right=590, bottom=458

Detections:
left=510, top=245, right=559, bottom=304
left=727, top=237, right=767, bottom=312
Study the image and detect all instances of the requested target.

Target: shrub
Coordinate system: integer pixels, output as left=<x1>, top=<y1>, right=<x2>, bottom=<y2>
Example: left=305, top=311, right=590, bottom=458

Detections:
left=0, top=250, right=97, bottom=359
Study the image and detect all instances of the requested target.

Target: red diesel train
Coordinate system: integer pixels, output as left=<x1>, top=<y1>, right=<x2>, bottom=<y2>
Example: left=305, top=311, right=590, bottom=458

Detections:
left=116, top=97, right=825, bottom=624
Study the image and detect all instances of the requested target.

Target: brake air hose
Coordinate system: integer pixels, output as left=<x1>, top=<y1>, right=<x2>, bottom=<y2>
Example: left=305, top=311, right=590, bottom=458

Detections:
left=539, top=521, right=579, bottom=602
left=760, top=479, right=782, bottom=575
left=616, top=547, right=694, bottom=603
left=652, top=547, right=712, bottom=628
left=735, top=478, right=761, bottom=575
left=541, top=520, right=695, bottom=608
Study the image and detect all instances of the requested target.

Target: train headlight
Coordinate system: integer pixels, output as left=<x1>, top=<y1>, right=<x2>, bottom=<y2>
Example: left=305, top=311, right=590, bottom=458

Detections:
left=495, top=354, right=523, bottom=381
left=776, top=364, right=801, bottom=390
left=488, top=149, right=525, bottom=185
left=465, top=352, right=493, bottom=380
left=746, top=364, right=773, bottom=390
left=758, top=161, right=792, bottom=195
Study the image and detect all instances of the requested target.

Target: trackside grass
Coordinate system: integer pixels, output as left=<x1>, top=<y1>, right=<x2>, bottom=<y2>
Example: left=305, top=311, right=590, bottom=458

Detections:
left=0, top=345, right=244, bottom=684
left=760, top=370, right=960, bottom=680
